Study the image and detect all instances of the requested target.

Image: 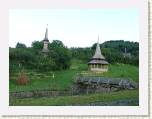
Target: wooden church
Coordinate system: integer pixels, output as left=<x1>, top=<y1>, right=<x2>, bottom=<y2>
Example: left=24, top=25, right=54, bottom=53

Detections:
left=88, top=36, right=109, bottom=72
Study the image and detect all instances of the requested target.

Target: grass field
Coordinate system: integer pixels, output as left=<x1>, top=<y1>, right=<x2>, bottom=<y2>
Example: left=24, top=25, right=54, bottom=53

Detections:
left=9, top=59, right=139, bottom=106
left=9, top=59, right=139, bottom=92
left=81, top=63, right=139, bottom=82
left=10, top=90, right=139, bottom=106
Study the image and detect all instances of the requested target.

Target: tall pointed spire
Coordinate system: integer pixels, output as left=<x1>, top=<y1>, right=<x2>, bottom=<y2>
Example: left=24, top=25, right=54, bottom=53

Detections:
left=92, top=35, right=105, bottom=59
left=44, top=24, right=49, bottom=41
left=42, top=24, right=49, bottom=53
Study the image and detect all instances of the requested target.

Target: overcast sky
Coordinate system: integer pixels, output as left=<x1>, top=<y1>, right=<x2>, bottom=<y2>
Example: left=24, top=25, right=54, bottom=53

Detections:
left=9, top=9, right=139, bottom=48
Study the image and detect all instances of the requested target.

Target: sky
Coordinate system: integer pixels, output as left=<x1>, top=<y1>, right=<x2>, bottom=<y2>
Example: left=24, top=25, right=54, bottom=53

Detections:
left=9, top=9, right=139, bottom=48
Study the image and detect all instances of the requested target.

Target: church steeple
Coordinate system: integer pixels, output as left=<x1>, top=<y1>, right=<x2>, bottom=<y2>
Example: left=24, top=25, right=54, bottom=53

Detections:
left=92, top=35, right=105, bottom=59
left=42, top=24, right=49, bottom=53
left=43, top=24, right=49, bottom=41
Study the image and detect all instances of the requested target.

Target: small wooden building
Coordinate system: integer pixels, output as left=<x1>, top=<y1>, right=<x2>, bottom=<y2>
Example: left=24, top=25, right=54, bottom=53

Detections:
left=88, top=38, right=109, bottom=72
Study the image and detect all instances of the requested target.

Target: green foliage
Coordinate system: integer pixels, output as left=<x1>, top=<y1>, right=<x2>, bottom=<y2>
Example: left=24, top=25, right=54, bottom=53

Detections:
left=9, top=59, right=86, bottom=92
left=70, top=59, right=88, bottom=70
left=70, top=47, right=93, bottom=61
left=31, top=41, right=43, bottom=50
left=9, top=60, right=138, bottom=92
left=16, top=42, right=26, bottom=48
left=9, top=39, right=139, bottom=106
left=10, top=69, right=78, bottom=92
left=10, top=40, right=139, bottom=73
left=35, top=56, right=56, bottom=71
left=101, top=40, right=139, bottom=65
left=80, top=63, right=139, bottom=82
left=10, top=90, right=138, bottom=106
left=104, top=63, right=139, bottom=82
left=101, top=48, right=123, bottom=63
left=10, top=40, right=72, bottom=72
left=71, top=40, right=139, bottom=66
left=50, top=40, right=72, bottom=70
left=9, top=48, right=36, bottom=70
left=49, top=40, right=64, bottom=48
left=102, top=40, right=139, bottom=54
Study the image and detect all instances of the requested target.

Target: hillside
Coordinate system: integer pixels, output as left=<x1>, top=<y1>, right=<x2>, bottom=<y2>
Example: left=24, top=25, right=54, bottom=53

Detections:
left=71, top=40, right=139, bottom=66
left=10, top=59, right=138, bottom=92
left=9, top=40, right=139, bottom=106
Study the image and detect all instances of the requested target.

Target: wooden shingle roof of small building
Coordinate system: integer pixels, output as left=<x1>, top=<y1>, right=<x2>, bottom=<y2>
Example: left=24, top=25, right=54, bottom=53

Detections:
left=88, top=59, right=108, bottom=64
left=88, top=37, right=109, bottom=65
left=92, top=41, right=105, bottom=60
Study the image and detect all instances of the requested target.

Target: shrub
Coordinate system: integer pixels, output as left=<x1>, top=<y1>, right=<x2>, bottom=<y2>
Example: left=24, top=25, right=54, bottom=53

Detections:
left=16, top=71, right=29, bottom=85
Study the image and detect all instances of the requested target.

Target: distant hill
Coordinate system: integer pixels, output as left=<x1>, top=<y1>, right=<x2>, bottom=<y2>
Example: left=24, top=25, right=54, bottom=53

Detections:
left=102, top=40, right=139, bottom=56
left=72, top=40, right=139, bottom=66
left=91, top=40, right=139, bottom=56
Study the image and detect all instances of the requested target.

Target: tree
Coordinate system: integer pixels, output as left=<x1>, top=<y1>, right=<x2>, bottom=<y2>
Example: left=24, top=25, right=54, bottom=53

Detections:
left=71, top=40, right=139, bottom=66
left=9, top=48, right=37, bottom=69
left=50, top=40, right=72, bottom=70
left=70, top=47, right=93, bottom=61
left=31, top=41, right=43, bottom=50
left=16, top=42, right=26, bottom=48
left=49, top=40, right=64, bottom=49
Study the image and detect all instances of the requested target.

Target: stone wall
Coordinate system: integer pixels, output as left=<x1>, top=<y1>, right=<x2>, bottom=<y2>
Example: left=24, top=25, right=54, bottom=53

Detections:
left=72, top=76, right=138, bottom=95
left=10, top=90, right=72, bottom=99
left=10, top=76, right=138, bottom=99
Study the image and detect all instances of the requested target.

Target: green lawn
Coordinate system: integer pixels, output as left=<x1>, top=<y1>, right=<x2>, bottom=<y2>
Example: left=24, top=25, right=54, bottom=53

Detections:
left=81, top=63, right=139, bottom=82
left=10, top=90, right=139, bottom=106
left=9, top=59, right=86, bottom=92
left=9, top=59, right=139, bottom=92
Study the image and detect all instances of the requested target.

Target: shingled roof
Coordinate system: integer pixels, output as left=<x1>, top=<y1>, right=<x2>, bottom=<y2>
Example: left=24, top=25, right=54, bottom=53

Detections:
left=88, top=36, right=108, bottom=65
left=92, top=40, right=105, bottom=60
left=88, top=59, right=108, bottom=64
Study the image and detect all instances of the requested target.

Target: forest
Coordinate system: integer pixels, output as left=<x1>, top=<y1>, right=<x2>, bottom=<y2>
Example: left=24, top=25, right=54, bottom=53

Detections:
left=9, top=40, right=139, bottom=72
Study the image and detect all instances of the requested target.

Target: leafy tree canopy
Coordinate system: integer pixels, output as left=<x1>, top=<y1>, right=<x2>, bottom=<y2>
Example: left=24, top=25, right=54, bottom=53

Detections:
left=31, top=41, right=43, bottom=50
left=16, top=42, right=26, bottom=48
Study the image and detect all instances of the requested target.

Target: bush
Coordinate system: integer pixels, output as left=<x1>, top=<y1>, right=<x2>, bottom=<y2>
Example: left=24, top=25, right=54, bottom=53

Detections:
left=31, top=41, right=43, bottom=50
left=50, top=40, right=72, bottom=70
left=9, top=48, right=37, bottom=69
left=16, top=71, right=29, bottom=85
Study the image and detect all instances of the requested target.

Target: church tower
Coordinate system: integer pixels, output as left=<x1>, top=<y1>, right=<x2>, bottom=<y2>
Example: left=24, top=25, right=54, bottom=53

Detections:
left=88, top=36, right=109, bottom=72
left=42, top=24, right=49, bottom=53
